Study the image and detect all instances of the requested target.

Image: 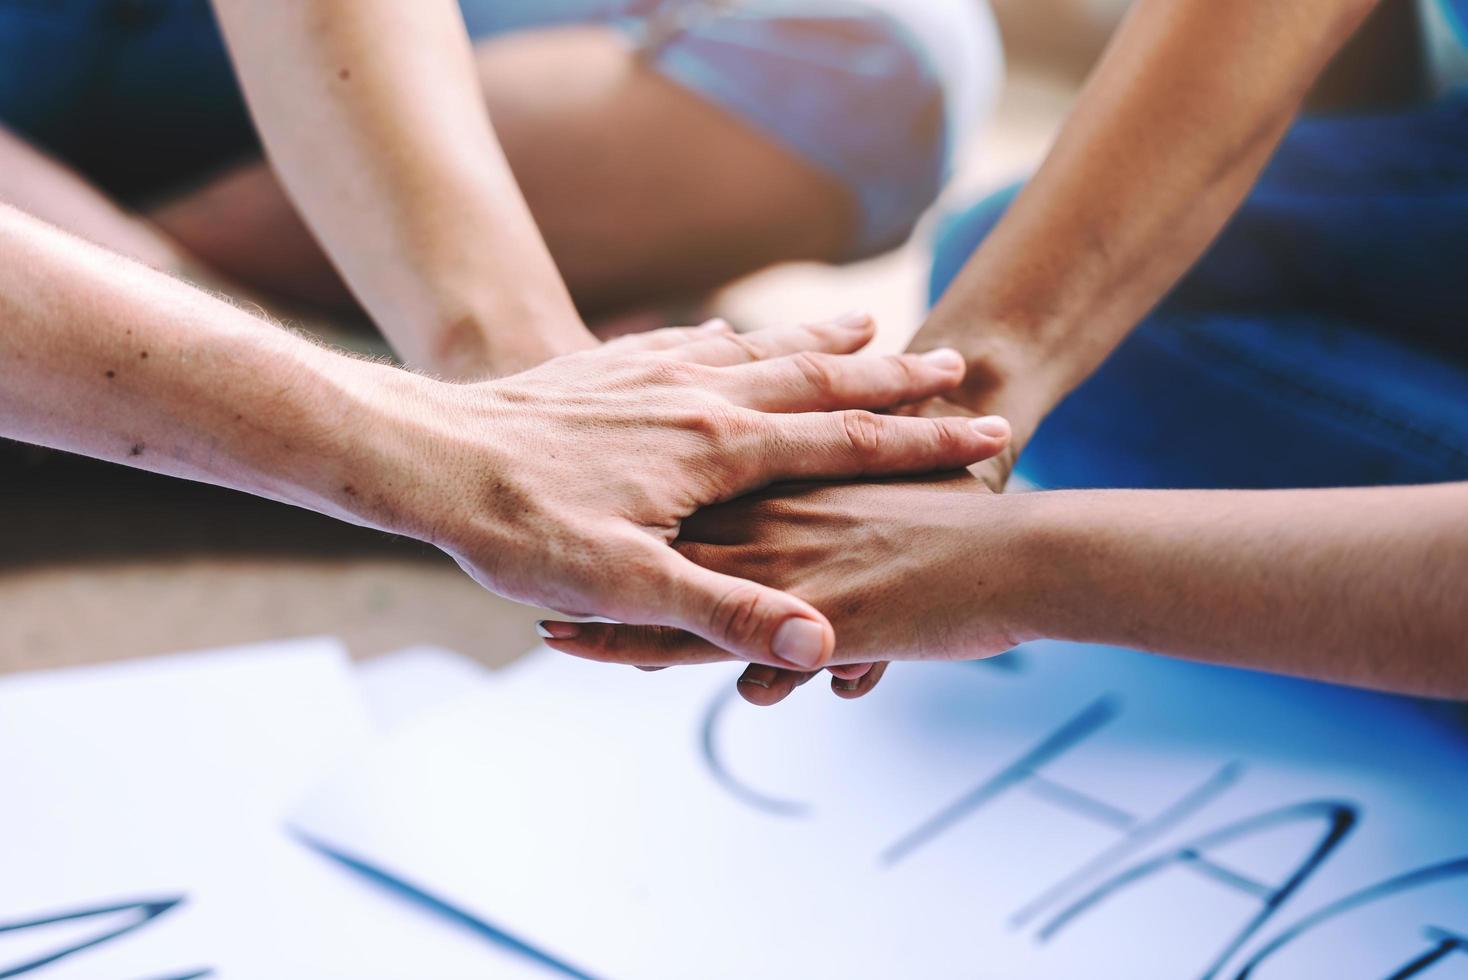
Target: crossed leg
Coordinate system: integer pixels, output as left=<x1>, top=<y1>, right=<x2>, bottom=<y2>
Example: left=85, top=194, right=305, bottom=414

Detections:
left=147, top=25, right=857, bottom=322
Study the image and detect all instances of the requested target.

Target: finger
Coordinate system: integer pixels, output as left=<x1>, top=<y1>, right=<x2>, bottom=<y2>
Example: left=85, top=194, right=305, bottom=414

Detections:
left=832, top=661, right=890, bottom=699
left=738, top=662, right=871, bottom=709
left=549, top=621, right=817, bottom=708
left=738, top=664, right=817, bottom=707
left=605, top=319, right=732, bottom=353
left=540, top=622, right=735, bottom=669
left=553, top=551, right=835, bottom=669
left=667, top=312, right=875, bottom=367
left=664, top=555, right=835, bottom=668
left=751, top=411, right=1011, bottom=484
left=727, top=348, right=967, bottom=413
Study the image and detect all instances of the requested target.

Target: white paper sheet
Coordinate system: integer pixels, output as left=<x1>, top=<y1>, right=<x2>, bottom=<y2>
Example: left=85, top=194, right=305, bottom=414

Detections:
left=0, top=639, right=552, bottom=979
left=296, top=642, right=1468, bottom=980
left=355, top=645, right=496, bottom=732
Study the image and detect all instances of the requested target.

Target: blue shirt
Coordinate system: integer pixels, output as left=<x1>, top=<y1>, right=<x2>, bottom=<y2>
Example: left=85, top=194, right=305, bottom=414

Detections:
left=1445, top=0, right=1468, bottom=41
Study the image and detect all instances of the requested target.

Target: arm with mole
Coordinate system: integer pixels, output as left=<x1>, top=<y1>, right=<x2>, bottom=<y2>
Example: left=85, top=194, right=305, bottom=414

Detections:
left=0, top=205, right=1011, bottom=668
left=212, top=0, right=591, bottom=378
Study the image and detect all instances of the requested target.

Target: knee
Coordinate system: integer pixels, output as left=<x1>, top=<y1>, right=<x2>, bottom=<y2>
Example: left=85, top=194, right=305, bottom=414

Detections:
left=929, top=182, right=1023, bottom=307
left=647, top=2, right=1003, bottom=259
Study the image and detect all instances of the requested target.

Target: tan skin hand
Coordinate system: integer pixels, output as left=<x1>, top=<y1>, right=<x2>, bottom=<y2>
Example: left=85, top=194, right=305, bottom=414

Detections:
left=542, top=0, right=1404, bottom=703
left=535, top=350, right=1021, bottom=706
left=740, top=0, right=1378, bottom=702
left=438, top=315, right=1015, bottom=671
left=739, top=384, right=1023, bottom=706
left=542, top=477, right=1468, bottom=702
left=539, top=475, right=1032, bottom=689
left=613, top=370, right=1026, bottom=706
left=771, top=303, right=1073, bottom=704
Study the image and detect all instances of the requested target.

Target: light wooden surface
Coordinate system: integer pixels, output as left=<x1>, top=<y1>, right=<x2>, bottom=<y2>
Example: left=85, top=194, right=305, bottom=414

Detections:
left=0, top=559, right=545, bottom=672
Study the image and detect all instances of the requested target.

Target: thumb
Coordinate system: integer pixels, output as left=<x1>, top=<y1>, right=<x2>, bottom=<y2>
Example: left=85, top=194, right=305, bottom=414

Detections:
left=657, top=551, right=834, bottom=669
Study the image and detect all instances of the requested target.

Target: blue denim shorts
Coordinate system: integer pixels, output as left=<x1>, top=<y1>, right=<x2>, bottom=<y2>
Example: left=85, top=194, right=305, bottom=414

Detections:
left=0, top=0, right=999, bottom=257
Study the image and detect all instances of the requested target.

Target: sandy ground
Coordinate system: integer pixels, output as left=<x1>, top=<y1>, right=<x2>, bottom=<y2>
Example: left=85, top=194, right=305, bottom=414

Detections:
left=0, top=65, right=1077, bottom=674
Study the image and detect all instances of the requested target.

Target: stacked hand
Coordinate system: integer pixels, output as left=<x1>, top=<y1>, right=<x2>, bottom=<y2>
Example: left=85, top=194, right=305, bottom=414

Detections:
left=400, top=315, right=1013, bottom=669
left=536, top=467, right=1035, bottom=690
left=536, top=376, right=1028, bottom=703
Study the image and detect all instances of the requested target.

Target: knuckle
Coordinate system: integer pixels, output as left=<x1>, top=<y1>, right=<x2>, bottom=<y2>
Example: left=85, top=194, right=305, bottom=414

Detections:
left=903, top=417, right=958, bottom=458
left=697, top=405, right=755, bottom=449
left=681, top=406, right=758, bottom=484
left=643, top=358, right=694, bottom=387
left=934, top=417, right=972, bottom=454
left=723, top=331, right=766, bottom=363
left=839, top=410, right=888, bottom=457
left=887, top=354, right=923, bottom=389
left=707, top=581, right=770, bottom=650
left=791, top=351, right=838, bottom=395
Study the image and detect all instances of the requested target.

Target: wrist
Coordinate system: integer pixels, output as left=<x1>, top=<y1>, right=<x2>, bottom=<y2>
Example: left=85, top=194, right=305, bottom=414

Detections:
left=282, top=350, right=476, bottom=540
left=993, top=489, right=1114, bottom=647
left=933, top=489, right=1059, bottom=649
left=908, top=319, right=1063, bottom=453
left=413, top=293, right=596, bottom=381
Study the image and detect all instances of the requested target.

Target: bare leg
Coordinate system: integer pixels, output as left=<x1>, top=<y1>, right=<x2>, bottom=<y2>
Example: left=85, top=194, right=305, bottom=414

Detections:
left=150, top=25, right=856, bottom=320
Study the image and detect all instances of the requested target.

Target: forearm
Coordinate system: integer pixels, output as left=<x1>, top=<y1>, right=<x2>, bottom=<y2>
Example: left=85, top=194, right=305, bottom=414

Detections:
left=212, top=0, right=591, bottom=377
left=1006, top=485, right=1468, bottom=697
left=0, top=205, right=432, bottom=534
left=0, top=128, right=183, bottom=273
left=915, top=0, right=1379, bottom=441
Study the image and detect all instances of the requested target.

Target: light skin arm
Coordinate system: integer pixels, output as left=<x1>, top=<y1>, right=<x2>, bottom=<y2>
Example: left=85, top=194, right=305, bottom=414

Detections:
left=546, top=481, right=1468, bottom=701
left=0, top=205, right=409, bottom=523
left=210, top=0, right=592, bottom=379
left=1, top=204, right=1012, bottom=668
left=910, top=0, right=1382, bottom=446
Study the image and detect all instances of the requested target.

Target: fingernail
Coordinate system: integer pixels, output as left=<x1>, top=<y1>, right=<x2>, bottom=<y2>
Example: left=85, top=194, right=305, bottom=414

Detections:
left=739, top=666, right=777, bottom=690
left=920, top=348, right=965, bottom=371
left=771, top=617, right=827, bottom=669
left=833, top=678, right=860, bottom=692
left=834, top=311, right=871, bottom=332
left=971, top=416, right=1011, bottom=440
left=701, top=318, right=731, bottom=333
left=536, top=621, right=582, bottom=640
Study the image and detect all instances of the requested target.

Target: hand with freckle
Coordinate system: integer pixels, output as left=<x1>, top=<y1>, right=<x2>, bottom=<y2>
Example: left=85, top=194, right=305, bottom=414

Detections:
left=415, top=315, right=1011, bottom=671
